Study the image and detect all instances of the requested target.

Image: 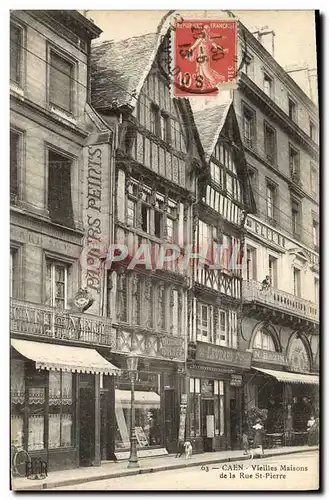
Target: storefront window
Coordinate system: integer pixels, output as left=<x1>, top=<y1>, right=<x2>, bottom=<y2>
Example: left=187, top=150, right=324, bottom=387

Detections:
left=11, top=359, right=25, bottom=449
left=115, top=389, right=161, bottom=449
left=189, top=378, right=201, bottom=438
left=214, top=380, right=225, bottom=436
left=48, top=371, right=73, bottom=449
left=28, top=388, right=45, bottom=451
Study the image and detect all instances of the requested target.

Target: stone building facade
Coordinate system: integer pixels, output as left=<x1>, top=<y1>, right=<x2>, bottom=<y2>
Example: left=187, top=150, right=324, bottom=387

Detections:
left=10, top=10, right=120, bottom=473
left=235, top=21, right=319, bottom=447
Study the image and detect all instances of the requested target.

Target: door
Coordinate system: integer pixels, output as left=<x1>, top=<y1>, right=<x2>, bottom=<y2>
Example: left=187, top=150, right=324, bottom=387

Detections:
left=164, top=389, right=176, bottom=452
left=202, top=399, right=214, bottom=451
left=79, top=388, right=95, bottom=466
left=230, top=397, right=239, bottom=450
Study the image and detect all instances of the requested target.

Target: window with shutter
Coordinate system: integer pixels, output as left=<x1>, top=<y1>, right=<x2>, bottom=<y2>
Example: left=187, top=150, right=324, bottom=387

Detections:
left=48, top=150, right=74, bottom=228
left=49, top=51, right=73, bottom=113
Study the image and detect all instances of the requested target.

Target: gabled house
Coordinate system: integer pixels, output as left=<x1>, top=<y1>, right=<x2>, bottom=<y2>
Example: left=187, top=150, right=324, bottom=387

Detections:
left=186, top=99, right=256, bottom=452
left=91, top=31, right=206, bottom=456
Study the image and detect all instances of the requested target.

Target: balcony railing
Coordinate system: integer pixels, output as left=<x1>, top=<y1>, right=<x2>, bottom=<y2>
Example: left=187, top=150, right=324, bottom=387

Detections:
left=242, top=280, right=319, bottom=322
left=10, top=298, right=115, bottom=347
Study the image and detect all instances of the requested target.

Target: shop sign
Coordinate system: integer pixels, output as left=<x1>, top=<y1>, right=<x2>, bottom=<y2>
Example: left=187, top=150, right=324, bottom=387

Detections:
left=10, top=300, right=114, bottom=346
left=252, top=349, right=286, bottom=365
left=178, top=393, right=187, bottom=443
left=196, top=342, right=252, bottom=369
left=230, top=374, right=243, bottom=387
left=160, top=336, right=184, bottom=360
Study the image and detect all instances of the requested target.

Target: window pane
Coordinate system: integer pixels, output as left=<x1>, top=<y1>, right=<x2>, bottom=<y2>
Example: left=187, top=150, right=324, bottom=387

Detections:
left=48, top=150, right=74, bottom=227
left=28, top=415, right=45, bottom=450
left=10, top=24, right=21, bottom=83
left=10, top=131, right=19, bottom=196
left=49, top=371, right=61, bottom=405
left=49, top=414, right=61, bottom=448
left=61, top=414, right=72, bottom=447
left=49, top=52, right=73, bottom=112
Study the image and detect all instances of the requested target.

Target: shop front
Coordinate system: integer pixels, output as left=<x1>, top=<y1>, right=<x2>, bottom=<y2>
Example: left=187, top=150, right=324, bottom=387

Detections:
left=10, top=339, right=121, bottom=474
left=186, top=342, right=252, bottom=453
left=98, top=355, right=181, bottom=460
left=248, top=338, right=319, bottom=448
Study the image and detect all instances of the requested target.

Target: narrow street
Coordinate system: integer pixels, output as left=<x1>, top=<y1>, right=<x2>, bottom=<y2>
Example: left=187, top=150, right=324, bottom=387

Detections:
left=51, top=451, right=319, bottom=491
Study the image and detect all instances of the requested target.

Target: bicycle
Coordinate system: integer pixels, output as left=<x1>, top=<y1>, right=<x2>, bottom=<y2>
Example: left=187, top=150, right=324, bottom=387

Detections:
left=11, top=442, right=31, bottom=477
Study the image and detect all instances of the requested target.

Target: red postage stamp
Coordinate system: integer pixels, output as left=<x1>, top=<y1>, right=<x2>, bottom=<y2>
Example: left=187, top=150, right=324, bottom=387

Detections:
left=173, top=20, right=238, bottom=97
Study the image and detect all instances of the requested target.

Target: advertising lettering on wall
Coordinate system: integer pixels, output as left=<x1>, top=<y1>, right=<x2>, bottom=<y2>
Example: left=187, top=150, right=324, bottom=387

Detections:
left=196, top=342, right=252, bottom=369
left=82, top=139, right=111, bottom=313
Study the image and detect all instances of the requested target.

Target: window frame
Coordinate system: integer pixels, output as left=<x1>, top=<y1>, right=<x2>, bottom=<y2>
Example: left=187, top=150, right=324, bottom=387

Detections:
left=10, top=21, right=25, bottom=87
left=312, top=219, right=319, bottom=248
left=289, top=144, right=300, bottom=178
left=47, top=44, right=76, bottom=116
left=309, top=120, right=316, bottom=141
left=48, top=371, right=74, bottom=449
left=263, top=73, right=273, bottom=98
left=310, top=164, right=318, bottom=194
left=196, top=302, right=212, bottom=343
left=47, top=147, right=75, bottom=228
left=242, top=104, right=256, bottom=149
left=45, top=259, right=69, bottom=309
left=10, top=128, right=24, bottom=202
left=266, top=181, right=278, bottom=223
left=288, top=96, right=297, bottom=122
left=263, top=121, right=277, bottom=165
left=293, top=267, right=301, bottom=298
left=291, top=198, right=301, bottom=238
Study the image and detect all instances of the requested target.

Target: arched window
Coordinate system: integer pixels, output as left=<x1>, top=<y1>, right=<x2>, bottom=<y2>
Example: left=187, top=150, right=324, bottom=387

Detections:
left=253, top=329, right=276, bottom=351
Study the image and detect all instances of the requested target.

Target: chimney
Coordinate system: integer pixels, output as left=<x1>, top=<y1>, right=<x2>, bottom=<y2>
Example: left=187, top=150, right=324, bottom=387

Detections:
left=252, top=26, right=275, bottom=58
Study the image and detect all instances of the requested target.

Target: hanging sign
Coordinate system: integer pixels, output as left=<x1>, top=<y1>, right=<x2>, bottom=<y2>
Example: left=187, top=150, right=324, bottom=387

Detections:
left=230, top=374, right=243, bottom=387
left=178, top=393, right=188, bottom=443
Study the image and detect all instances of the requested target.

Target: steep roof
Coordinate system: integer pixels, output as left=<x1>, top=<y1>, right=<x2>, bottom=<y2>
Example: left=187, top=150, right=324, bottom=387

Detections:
left=192, top=101, right=233, bottom=157
left=91, top=33, right=159, bottom=110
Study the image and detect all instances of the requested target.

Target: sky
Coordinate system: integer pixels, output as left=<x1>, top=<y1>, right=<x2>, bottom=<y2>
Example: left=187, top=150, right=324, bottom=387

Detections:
left=87, top=10, right=317, bottom=73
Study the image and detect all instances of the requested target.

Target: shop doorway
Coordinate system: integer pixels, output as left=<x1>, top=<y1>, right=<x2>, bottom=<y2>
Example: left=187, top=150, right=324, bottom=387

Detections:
left=79, top=386, right=95, bottom=466
left=230, top=397, right=239, bottom=450
left=164, top=388, right=176, bottom=453
left=202, top=399, right=214, bottom=452
left=258, top=380, right=283, bottom=433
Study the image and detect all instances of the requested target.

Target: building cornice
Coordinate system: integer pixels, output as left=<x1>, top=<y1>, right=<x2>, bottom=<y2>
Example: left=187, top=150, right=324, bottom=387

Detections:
left=238, top=22, right=318, bottom=117
left=239, top=74, right=319, bottom=161
left=10, top=93, right=88, bottom=140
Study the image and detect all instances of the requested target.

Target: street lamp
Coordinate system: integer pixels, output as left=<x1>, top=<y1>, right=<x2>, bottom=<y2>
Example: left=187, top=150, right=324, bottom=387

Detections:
left=126, top=352, right=139, bottom=469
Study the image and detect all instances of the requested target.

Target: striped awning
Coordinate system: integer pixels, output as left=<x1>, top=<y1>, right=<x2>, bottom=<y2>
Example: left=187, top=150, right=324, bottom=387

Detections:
left=116, top=389, right=160, bottom=408
left=11, top=339, right=121, bottom=376
left=251, top=366, right=319, bottom=385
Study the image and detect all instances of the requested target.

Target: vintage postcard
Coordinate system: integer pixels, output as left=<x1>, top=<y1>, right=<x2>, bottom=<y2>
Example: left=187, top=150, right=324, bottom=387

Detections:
left=10, top=9, right=320, bottom=491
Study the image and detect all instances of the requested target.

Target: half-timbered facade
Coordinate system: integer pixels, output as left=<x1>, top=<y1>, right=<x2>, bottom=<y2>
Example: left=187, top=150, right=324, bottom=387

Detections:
left=91, top=32, right=205, bottom=455
left=186, top=100, right=256, bottom=452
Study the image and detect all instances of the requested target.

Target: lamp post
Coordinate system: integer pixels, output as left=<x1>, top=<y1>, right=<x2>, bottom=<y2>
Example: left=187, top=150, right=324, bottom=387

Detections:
left=126, top=352, right=139, bottom=469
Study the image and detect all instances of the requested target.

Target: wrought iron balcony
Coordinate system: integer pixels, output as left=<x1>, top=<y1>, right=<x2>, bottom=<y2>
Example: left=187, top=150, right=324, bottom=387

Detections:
left=242, top=280, right=319, bottom=323
left=10, top=298, right=115, bottom=347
